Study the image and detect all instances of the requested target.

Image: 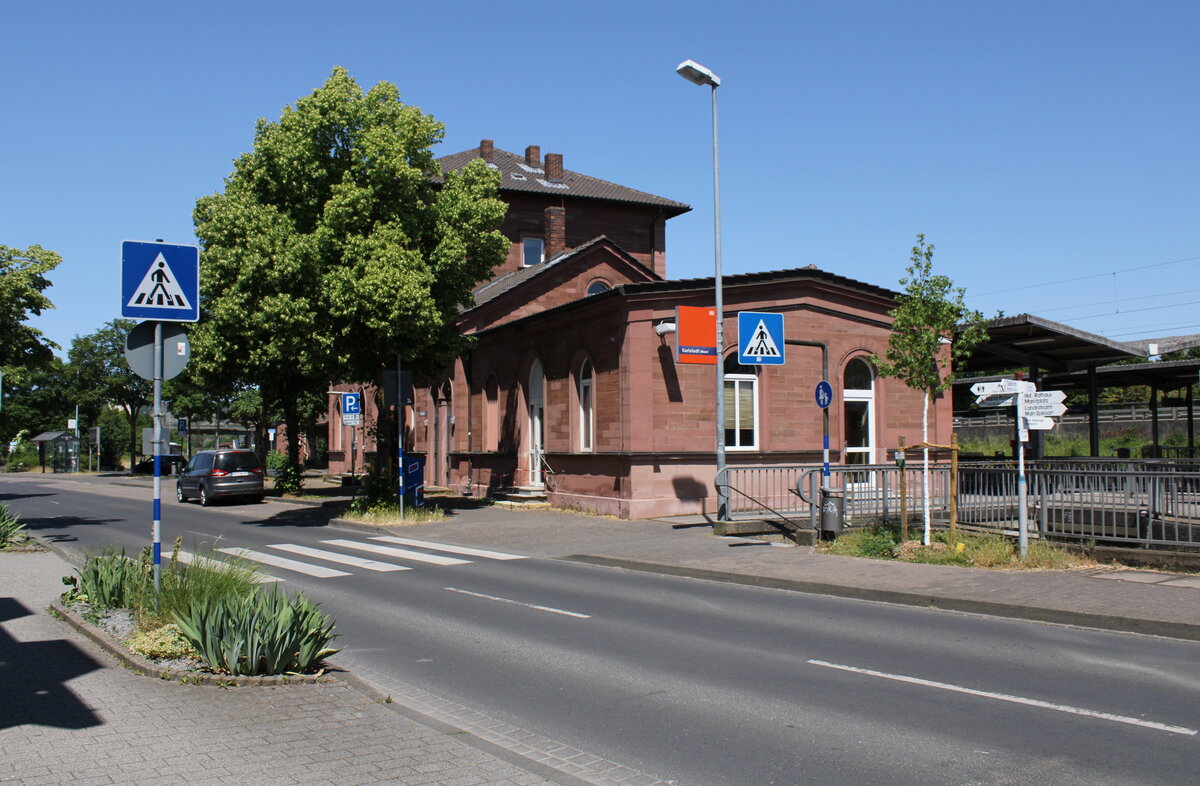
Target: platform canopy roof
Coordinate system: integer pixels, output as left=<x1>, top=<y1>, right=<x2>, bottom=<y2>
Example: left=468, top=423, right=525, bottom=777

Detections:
left=955, top=313, right=1143, bottom=375
left=1039, top=358, right=1200, bottom=393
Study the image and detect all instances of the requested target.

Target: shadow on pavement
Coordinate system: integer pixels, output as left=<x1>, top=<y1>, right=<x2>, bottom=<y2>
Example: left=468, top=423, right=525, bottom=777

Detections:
left=18, top=515, right=122, bottom=543
left=239, top=500, right=351, bottom=528
left=0, top=490, right=55, bottom=503
left=0, top=597, right=104, bottom=731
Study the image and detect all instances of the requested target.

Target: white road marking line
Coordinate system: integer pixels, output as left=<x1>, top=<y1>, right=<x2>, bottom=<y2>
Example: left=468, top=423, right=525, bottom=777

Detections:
left=169, top=549, right=280, bottom=583
left=444, top=587, right=591, bottom=619
left=268, top=543, right=410, bottom=572
left=806, top=659, right=1198, bottom=737
left=218, top=548, right=351, bottom=579
left=371, top=535, right=525, bottom=561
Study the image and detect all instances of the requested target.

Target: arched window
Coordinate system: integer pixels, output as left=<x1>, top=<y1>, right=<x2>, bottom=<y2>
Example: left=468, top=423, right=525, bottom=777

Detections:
left=586, top=280, right=611, bottom=296
left=724, top=355, right=759, bottom=450
left=578, top=360, right=594, bottom=452
left=843, top=357, right=875, bottom=465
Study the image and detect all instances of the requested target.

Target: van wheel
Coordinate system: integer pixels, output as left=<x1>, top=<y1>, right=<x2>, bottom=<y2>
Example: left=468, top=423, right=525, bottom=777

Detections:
left=199, top=485, right=211, bottom=507
left=176, top=485, right=186, bottom=503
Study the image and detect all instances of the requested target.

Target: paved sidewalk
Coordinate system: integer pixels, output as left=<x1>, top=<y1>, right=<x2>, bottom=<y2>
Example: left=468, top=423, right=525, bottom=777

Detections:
left=0, top=551, right=557, bottom=786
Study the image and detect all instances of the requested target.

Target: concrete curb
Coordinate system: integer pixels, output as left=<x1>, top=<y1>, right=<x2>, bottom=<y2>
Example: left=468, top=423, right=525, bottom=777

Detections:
left=50, top=600, right=334, bottom=687
left=567, top=554, right=1200, bottom=642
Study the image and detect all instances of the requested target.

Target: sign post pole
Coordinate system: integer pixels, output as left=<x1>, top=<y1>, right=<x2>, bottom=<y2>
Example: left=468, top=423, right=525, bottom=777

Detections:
left=121, top=239, right=198, bottom=597
left=152, top=321, right=163, bottom=593
left=1017, top=388, right=1029, bottom=559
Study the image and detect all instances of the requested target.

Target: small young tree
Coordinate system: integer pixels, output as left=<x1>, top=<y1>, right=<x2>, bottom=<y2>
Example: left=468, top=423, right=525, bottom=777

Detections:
left=873, top=235, right=988, bottom=544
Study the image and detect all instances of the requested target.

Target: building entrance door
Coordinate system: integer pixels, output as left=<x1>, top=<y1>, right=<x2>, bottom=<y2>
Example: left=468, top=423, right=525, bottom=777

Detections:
left=527, top=361, right=545, bottom=488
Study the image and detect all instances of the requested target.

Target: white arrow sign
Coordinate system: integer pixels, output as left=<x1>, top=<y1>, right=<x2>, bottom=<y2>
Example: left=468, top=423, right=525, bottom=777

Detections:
left=1023, top=416, right=1057, bottom=430
left=975, top=393, right=1019, bottom=408
left=1022, top=390, right=1068, bottom=418
left=971, top=379, right=1036, bottom=396
left=1024, top=402, right=1068, bottom=418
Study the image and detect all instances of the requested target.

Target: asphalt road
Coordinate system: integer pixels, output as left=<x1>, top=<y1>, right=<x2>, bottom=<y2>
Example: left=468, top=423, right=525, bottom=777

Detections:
left=4, top=473, right=1199, bottom=785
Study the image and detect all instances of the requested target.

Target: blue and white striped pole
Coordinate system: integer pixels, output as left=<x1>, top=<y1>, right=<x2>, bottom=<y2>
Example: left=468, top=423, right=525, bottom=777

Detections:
left=152, top=320, right=162, bottom=592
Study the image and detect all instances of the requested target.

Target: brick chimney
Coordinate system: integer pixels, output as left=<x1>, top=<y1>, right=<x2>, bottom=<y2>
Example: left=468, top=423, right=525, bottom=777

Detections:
left=544, top=153, right=563, bottom=181
left=525, top=145, right=541, bottom=168
left=479, top=139, right=493, bottom=162
left=544, top=206, right=566, bottom=258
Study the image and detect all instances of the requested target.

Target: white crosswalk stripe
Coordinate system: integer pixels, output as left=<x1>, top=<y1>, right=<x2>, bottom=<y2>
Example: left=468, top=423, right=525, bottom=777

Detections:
left=268, top=543, right=412, bottom=572
left=218, top=547, right=351, bottom=578
left=180, top=537, right=529, bottom=581
left=369, top=536, right=526, bottom=561
left=325, top=539, right=470, bottom=566
left=169, top=548, right=281, bottom=583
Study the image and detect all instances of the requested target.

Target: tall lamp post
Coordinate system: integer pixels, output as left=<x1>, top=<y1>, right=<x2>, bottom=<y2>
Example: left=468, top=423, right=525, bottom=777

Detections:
left=676, top=58, right=728, bottom=520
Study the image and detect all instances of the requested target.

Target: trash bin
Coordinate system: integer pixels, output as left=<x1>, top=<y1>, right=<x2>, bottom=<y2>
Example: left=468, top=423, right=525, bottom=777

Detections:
left=819, top=486, right=844, bottom=536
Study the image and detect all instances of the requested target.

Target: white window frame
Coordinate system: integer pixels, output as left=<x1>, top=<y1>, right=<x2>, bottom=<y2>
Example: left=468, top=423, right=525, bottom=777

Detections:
left=843, top=358, right=876, bottom=466
left=522, top=236, right=544, bottom=267
left=724, top=363, right=759, bottom=451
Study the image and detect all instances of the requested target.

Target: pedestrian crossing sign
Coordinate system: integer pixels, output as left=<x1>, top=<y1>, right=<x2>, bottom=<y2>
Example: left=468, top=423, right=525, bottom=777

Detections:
left=737, top=311, right=785, bottom=365
left=121, top=240, right=200, bottom=322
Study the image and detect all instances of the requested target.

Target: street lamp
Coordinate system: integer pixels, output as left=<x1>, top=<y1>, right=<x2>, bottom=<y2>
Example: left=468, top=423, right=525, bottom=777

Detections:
left=676, top=58, right=728, bottom=520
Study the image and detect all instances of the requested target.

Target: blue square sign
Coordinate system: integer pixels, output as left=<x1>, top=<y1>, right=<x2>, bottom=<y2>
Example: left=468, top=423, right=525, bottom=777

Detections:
left=121, top=240, right=200, bottom=322
left=738, top=311, right=785, bottom=365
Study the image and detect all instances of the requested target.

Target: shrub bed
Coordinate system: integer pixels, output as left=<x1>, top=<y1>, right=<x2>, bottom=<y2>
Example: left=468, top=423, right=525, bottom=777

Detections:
left=61, top=539, right=340, bottom=677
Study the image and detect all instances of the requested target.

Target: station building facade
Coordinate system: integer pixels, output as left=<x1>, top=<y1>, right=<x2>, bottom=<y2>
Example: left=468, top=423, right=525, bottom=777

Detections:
left=324, top=141, right=951, bottom=518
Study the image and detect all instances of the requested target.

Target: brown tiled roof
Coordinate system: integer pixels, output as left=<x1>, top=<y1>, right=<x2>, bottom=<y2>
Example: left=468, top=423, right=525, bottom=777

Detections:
left=468, top=236, right=653, bottom=310
left=437, top=143, right=690, bottom=215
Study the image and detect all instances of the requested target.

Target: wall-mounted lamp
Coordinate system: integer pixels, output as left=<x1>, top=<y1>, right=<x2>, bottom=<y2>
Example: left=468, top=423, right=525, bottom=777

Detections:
left=654, top=321, right=678, bottom=336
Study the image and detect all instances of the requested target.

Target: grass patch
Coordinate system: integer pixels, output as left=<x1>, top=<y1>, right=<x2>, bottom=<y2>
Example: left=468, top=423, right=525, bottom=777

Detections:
left=341, top=503, right=446, bottom=526
left=817, top=525, right=1089, bottom=570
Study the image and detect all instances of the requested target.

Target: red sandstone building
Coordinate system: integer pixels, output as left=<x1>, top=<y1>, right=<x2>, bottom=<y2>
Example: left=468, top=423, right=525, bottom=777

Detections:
left=324, top=141, right=950, bottom=518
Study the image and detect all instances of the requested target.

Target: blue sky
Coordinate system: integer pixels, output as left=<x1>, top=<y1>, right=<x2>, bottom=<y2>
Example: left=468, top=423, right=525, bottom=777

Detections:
left=3, top=0, right=1197, bottom=355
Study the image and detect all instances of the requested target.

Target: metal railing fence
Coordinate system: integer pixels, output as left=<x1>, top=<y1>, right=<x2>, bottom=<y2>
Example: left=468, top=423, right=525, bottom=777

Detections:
left=718, top=461, right=1200, bottom=549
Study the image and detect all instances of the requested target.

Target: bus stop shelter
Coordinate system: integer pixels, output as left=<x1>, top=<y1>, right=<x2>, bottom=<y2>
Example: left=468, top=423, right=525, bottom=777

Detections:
left=30, top=431, right=81, bottom=473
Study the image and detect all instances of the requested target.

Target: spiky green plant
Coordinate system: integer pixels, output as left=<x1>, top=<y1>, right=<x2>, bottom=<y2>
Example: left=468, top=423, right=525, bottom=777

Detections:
left=172, top=586, right=339, bottom=676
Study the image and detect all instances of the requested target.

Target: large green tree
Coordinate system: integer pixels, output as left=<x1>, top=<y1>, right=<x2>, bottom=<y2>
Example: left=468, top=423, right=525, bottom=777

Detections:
left=68, top=319, right=152, bottom=470
left=193, top=67, right=508, bottom=482
left=874, top=235, right=988, bottom=544
left=0, top=244, right=60, bottom=368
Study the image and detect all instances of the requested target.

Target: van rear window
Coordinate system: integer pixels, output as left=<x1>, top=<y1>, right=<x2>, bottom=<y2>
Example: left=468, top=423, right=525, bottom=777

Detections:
left=215, top=451, right=260, bottom=472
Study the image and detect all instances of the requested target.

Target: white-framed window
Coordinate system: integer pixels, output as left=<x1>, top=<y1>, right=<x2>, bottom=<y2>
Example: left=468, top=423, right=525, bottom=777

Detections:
left=522, top=237, right=544, bottom=267
left=723, top=355, right=759, bottom=450
left=843, top=357, right=875, bottom=466
left=578, top=360, right=594, bottom=452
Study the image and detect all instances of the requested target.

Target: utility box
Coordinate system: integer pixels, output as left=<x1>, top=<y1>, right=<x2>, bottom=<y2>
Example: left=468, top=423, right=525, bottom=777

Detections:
left=402, top=455, right=425, bottom=507
left=819, top=486, right=845, bottom=535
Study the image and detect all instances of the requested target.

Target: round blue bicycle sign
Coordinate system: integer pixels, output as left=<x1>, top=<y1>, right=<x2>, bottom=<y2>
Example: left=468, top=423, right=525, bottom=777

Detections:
left=814, top=380, right=833, bottom=409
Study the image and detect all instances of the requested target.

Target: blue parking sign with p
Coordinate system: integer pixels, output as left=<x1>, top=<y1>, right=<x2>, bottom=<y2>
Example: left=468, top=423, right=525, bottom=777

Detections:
left=342, top=393, right=361, bottom=415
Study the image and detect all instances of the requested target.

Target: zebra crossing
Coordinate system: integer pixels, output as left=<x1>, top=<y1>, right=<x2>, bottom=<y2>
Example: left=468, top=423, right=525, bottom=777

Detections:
left=170, top=536, right=529, bottom=582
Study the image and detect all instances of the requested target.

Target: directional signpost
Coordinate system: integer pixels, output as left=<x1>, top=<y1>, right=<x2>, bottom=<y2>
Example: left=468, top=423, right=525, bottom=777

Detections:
left=122, top=240, right=200, bottom=592
left=970, top=378, right=1060, bottom=559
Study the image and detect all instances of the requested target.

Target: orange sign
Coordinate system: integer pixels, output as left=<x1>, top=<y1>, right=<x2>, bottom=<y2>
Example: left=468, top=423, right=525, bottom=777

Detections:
left=676, top=305, right=718, bottom=365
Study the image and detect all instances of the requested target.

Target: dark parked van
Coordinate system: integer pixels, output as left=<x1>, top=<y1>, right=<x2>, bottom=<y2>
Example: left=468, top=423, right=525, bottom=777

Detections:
left=176, top=449, right=265, bottom=505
